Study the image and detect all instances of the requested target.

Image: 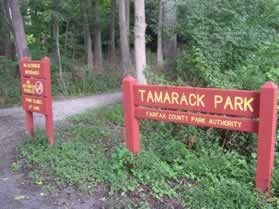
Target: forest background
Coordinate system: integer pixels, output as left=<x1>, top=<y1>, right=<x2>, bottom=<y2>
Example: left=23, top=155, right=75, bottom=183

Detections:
left=1, top=0, right=279, bottom=208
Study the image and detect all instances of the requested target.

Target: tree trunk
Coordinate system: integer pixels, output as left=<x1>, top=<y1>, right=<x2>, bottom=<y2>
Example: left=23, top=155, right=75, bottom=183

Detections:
left=55, top=21, right=67, bottom=95
left=0, top=6, right=12, bottom=57
left=8, top=0, right=30, bottom=60
left=134, top=0, right=147, bottom=84
left=119, top=0, right=131, bottom=75
left=93, top=0, right=103, bottom=70
left=109, top=0, right=116, bottom=63
left=80, top=0, right=94, bottom=71
left=1, top=0, right=16, bottom=60
left=157, top=0, right=164, bottom=66
left=125, top=0, right=130, bottom=37
left=0, top=7, right=4, bottom=55
left=162, top=0, right=176, bottom=63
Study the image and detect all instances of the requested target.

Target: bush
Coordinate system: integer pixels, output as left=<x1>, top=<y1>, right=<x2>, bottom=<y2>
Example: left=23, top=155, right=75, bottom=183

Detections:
left=176, top=0, right=279, bottom=90
left=0, top=57, right=20, bottom=104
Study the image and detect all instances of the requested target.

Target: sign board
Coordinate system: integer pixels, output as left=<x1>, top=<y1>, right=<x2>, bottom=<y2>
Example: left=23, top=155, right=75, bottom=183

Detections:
left=22, top=95, right=46, bottom=114
left=122, top=76, right=278, bottom=193
left=20, top=57, right=54, bottom=145
left=21, top=78, right=46, bottom=97
left=21, top=61, right=46, bottom=78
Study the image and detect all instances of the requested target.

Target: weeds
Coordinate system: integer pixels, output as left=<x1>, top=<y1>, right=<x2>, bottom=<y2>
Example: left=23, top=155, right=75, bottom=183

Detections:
left=17, top=104, right=277, bottom=208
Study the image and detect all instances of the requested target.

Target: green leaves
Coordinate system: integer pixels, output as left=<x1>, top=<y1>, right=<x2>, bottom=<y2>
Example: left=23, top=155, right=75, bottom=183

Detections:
left=17, top=105, right=277, bottom=208
left=176, top=0, right=279, bottom=90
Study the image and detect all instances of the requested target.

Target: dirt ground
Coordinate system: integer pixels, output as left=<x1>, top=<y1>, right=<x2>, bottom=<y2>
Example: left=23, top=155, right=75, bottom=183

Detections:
left=0, top=92, right=121, bottom=209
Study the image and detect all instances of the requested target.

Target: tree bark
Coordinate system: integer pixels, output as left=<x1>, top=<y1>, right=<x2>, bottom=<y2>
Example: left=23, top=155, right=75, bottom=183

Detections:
left=162, top=0, right=177, bottom=63
left=8, top=0, right=30, bottom=60
left=1, top=0, right=15, bottom=59
left=119, top=0, right=131, bottom=75
left=157, top=0, right=164, bottom=66
left=134, top=0, right=147, bottom=84
left=93, top=0, right=103, bottom=70
left=55, top=21, right=68, bottom=95
left=0, top=5, right=11, bottom=57
left=80, top=0, right=94, bottom=71
left=0, top=6, right=4, bottom=55
left=109, top=0, right=116, bottom=63
left=125, top=0, right=130, bottom=37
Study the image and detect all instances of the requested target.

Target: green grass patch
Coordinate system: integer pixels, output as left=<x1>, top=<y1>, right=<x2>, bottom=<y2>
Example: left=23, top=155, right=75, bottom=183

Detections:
left=17, top=104, right=279, bottom=208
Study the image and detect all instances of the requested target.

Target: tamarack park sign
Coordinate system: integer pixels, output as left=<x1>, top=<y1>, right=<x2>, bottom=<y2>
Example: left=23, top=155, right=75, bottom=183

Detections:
left=20, top=57, right=54, bottom=145
left=122, top=76, right=278, bottom=193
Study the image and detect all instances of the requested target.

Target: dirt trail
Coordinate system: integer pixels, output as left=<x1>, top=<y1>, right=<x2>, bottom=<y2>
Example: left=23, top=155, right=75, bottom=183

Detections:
left=0, top=92, right=122, bottom=209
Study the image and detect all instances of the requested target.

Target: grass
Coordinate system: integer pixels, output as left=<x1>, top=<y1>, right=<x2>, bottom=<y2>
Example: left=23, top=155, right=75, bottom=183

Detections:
left=17, top=104, right=279, bottom=208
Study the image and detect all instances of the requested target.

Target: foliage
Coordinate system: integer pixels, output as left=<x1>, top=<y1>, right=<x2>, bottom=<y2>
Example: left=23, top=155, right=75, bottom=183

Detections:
left=0, top=55, right=120, bottom=105
left=17, top=105, right=277, bottom=208
left=0, top=57, right=20, bottom=104
left=176, top=0, right=279, bottom=90
left=186, top=177, right=270, bottom=209
left=50, top=56, right=121, bottom=96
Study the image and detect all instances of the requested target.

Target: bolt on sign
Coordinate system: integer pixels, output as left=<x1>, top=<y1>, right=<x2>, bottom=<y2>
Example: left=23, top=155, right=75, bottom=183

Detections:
left=122, top=76, right=278, bottom=193
left=20, top=57, right=54, bottom=145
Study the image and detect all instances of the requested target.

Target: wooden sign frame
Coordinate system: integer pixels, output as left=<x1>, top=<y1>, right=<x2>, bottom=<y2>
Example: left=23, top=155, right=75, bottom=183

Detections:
left=122, top=76, right=278, bottom=193
left=20, top=57, right=54, bottom=145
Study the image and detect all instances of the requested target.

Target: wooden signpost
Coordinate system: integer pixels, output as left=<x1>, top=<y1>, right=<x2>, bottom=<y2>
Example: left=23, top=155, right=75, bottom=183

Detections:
left=122, top=76, right=278, bottom=193
left=20, top=57, right=54, bottom=145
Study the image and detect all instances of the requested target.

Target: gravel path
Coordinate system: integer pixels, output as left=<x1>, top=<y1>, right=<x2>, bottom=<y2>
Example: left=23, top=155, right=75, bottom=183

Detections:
left=0, top=92, right=122, bottom=209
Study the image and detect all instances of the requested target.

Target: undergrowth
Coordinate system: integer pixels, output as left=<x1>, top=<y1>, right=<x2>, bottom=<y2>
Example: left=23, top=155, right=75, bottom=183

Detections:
left=0, top=56, right=121, bottom=106
left=17, top=104, right=279, bottom=208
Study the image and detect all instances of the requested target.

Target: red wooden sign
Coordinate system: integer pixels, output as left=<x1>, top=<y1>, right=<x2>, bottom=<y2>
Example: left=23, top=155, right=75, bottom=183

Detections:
left=20, top=57, right=54, bottom=145
left=122, top=76, right=278, bottom=193
left=22, top=95, right=46, bottom=114
left=21, top=78, right=46, bottom=97
left=21, top=61, right=46, bottom=78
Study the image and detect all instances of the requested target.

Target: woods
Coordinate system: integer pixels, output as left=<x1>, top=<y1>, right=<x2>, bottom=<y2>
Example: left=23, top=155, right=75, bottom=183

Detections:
left=0, top=0, right=181, bottom=91
left=0, top=0, right=279, bottom=208
left=0, top=0, right=277, bottom=86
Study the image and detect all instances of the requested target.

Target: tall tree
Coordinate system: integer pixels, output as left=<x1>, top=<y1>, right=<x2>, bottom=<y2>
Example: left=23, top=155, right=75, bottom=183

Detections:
left=162, top=0, right=176, bottom=63
left=157, top=0, right=164, bottom=66
left=109, top=0, right=116, bottom=62
left=119, top=0, right=131, bottom=75
left=134, top=0, right=147, bottom=84
left=80, top=0, right=94, bottom=70
left=93, top=0, right=103, bottom=70
left=125, top=0, right=130, bottom=37
left=0, top=4, right=12, bottom=58
left=7, top=0, right=30, bottom=60
left=54, top=19, right=67, bottom=95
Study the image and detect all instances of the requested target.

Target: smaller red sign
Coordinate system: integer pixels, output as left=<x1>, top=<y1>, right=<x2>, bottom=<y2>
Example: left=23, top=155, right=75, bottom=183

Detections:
left=21, top=61, right=45, bottom=78
left=22, top=95, right=46, bottom=114
left=20, top=57, right=54, bottom=146
left=22, top=78, right=46, bottom=97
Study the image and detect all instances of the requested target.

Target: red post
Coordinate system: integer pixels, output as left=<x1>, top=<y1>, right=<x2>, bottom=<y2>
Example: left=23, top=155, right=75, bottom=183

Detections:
left=256, top=82, right=278, bottom=192
left=25, top=110, right=34, bottom=136
left=21, top=57, right=33, bottom=137
left=42, top=57, right=54, bottom=145
left=122, top=76, right=140, bottom=154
